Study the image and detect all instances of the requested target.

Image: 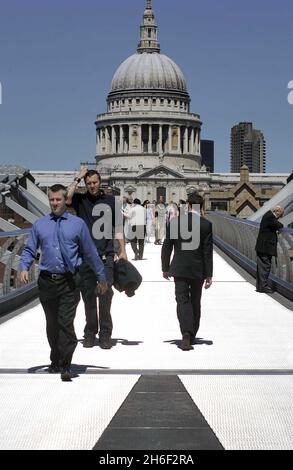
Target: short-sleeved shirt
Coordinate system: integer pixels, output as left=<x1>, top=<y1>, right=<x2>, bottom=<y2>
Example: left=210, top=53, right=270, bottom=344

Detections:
left=69, top=191, right=122, bottom=257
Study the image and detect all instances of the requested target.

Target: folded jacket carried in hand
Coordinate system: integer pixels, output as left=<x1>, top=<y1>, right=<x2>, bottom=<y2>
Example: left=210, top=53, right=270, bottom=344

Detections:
left=113, top=259, right=142, bottom=297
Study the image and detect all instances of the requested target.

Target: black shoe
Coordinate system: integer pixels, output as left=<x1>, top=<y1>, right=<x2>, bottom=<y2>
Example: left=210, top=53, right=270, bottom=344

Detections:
left=181, top=333, right=192, bottom=351
left=60, top=369, right=72, bottom=382
left=47, top=363, right=60, bottom=373
left=83, top=335, right=95, bottom=348
left=257, top=288, right=274, bottom=293
left=134, top=254, right=139, bottom=260
left=99, top=335, right=112, bottom=349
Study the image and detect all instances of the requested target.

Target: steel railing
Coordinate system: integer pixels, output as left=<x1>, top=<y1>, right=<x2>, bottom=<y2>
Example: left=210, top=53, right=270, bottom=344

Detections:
left=0, top=229, right=39, bottom=315
left=207, top=212, right=293, bottom=300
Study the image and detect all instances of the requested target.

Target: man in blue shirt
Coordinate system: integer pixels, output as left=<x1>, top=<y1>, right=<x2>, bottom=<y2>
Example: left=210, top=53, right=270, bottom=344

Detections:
left=20, top=184, right=107, bottom=382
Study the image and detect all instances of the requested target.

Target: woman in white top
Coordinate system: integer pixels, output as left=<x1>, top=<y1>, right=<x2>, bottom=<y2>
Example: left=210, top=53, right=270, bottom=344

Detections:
left=143, top=200, right=154, bottom=243
left=124, top=199, right=146, bottom=260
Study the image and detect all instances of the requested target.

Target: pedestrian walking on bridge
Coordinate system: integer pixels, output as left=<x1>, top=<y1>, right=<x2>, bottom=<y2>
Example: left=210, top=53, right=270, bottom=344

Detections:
left=20, top=184, right=107, bottom=381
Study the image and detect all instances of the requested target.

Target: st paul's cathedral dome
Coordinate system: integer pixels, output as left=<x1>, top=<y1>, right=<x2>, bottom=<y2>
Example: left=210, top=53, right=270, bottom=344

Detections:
left=110, top=52, right=187, bottom=94
left=95, top=0, right=203, bottom=203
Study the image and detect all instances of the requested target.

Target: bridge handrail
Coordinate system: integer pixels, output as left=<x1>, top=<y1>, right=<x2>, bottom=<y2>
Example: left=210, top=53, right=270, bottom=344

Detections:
left=208, top=211, right=293, bottom=234
left=0, top=230, right=39, bottom=315
left=0, top=229, right=31, bottom=238
left=0, top=282, right=38, bottom=317
left=206, top=211, right=293, bottom=301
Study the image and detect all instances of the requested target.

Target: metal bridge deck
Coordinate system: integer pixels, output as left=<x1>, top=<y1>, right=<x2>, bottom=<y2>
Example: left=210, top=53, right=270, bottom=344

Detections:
left=0, top=244, right=292, bottom=450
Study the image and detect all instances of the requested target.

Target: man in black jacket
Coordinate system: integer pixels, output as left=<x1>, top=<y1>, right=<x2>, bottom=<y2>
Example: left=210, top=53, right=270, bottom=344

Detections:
left=66, top=167, right=127, bottom=349
left=255, top=206, right=284, bottom=293
left=161, top=193, right=213, bottom=351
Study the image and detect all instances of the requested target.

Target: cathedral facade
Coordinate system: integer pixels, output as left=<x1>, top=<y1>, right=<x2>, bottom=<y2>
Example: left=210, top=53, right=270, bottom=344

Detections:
left=95, top=0, right=209, bottom=203
left=31, top=1, right=288, bottom=218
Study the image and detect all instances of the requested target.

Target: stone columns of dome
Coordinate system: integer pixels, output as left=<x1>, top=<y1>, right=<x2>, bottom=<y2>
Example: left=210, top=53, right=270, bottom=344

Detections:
left=148, top=125, right=152, bottom=153
left=99, top=128, right=103, bottom=153
left=103, top=128, right=107, bottom=153
left=129, top=125, right=132, bottom=152
left=159, top=124, right=163, bottom=154
left=195, top=129, right=199, bottom=154
left=119, top=125, right=123, bottom=154
left=184, top=127, right=188, bottom=154
left=177, top=127, right=181, bottom=154
left=106, top=127, right=111, bottom=154
left=168, top=125, right=171, bottom=153
left=126, top=125, right=130, bottom=153
left=96, top=129, right=100, bottom=155
left=194, top=129, right=199, bottom=155
left=105, top=127, right=108, bottom=154
left=122, top=126, right=125, bottom=153
left=122, top=126, right=126, bottom=153
left=103, top=127, right=107, bottom=154
left=183, top=127, right=188, bottom=155
left=190, top=128, right=195, bottom=155
left=112, top=126, right=116, bottom=154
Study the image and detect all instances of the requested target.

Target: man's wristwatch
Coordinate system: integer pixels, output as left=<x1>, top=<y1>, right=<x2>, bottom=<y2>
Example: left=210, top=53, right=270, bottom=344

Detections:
left=74, top=177, right=81, bottom=184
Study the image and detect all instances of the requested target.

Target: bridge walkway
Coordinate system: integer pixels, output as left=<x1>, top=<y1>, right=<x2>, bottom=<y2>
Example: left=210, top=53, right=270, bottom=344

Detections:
left=0, top=243, right=292, bottom=450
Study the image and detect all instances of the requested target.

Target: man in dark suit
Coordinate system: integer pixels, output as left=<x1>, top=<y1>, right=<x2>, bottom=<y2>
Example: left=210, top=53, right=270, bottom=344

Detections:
left=161, top=193, right=213, bottom=351
left=255, top=206, right=284, bottom=293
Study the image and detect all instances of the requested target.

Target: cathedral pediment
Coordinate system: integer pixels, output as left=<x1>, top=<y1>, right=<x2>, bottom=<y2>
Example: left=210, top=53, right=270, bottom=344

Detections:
left=139, top=165, right=185, bottom=179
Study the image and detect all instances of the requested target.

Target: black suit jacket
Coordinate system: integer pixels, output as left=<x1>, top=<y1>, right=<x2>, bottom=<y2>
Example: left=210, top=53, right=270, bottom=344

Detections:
left=255, top=210, right=283, bottom=257
left=113, top=259, right=142, bottom=297
left=161, top=212, right=213, bottom=280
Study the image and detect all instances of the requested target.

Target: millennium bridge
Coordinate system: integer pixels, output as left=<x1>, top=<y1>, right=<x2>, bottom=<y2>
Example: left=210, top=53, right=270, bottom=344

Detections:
left=0, top=165, right=292, bottom=450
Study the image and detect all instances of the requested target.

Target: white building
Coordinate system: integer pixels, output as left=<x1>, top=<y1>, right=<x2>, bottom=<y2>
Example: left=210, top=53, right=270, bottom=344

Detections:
left=94, top=0, right=206, bottom=202
left=32, top=0, right=289, bottom=215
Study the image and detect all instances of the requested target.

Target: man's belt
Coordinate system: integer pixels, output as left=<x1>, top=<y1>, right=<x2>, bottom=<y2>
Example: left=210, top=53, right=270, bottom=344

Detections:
left=40, top=271, right=73, bottom=280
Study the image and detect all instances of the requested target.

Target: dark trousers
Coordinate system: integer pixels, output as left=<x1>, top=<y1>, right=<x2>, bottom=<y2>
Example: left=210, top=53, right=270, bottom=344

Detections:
left=130, top=239, right=145, bottom=259
left=174, top=277, right=204, bottom=339
left=130, top=225, right=146, bottom=259
left=79, top=261, right=114, bottom=338
left=256, top=252, right=272, bottom=291
left=38, top=272, right=80, bottom=369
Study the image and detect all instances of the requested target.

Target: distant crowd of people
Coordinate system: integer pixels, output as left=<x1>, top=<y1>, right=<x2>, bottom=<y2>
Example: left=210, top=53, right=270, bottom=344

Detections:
left=121, top=196, right=191, bottom=257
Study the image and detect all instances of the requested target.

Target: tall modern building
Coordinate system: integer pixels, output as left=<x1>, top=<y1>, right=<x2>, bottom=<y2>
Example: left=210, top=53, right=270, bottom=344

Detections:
left=201, top=140, right=214, bottom=173
left=230, top=122, right=266, bottom=173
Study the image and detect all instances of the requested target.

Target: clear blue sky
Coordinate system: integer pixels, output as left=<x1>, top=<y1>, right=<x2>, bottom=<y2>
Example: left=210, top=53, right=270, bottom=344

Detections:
left=0, top=0, right=292, bottom=173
